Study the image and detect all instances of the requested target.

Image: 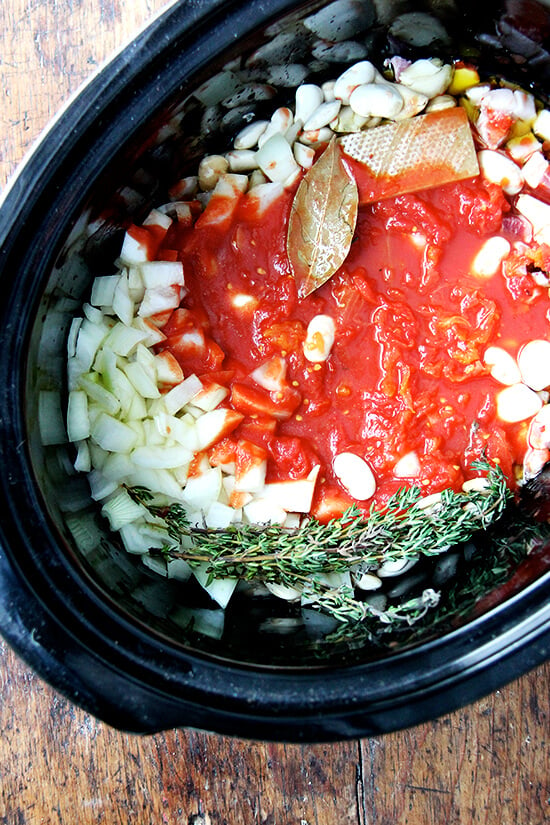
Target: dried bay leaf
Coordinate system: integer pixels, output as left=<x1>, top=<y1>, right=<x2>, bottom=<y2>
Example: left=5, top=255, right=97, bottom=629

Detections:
left=287, top=138, right=358, bottom=299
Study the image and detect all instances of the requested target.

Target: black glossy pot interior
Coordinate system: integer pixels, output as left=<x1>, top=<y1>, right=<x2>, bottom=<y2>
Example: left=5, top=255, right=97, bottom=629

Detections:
left=1, top=0, right=550, bottom=739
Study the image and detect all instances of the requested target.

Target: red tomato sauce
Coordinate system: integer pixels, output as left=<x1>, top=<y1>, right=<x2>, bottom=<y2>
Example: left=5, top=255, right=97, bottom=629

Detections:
left=155, top=174, right=550, bottom=518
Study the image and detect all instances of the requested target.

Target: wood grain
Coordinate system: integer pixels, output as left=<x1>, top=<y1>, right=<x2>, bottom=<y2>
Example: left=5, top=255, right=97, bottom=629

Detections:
left=0, top=2, right=549, bottom=824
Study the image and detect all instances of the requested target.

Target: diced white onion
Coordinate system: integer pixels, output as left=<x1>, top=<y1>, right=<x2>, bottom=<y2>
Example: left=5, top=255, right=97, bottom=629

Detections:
left=90, top=412, right=139, bottom=453
left=164, top=374, right=203, bottom=415
left=67, top=389, right=90, bottom=442
left=101, top=488, right=145, bottom=530
left=182, top=467, right=223, bottom=510
left=192, top=563, right=238, bottom=609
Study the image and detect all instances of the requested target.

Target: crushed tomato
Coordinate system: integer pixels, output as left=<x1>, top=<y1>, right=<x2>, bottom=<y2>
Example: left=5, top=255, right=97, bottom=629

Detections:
left=154, top=174, right=550, bottom=517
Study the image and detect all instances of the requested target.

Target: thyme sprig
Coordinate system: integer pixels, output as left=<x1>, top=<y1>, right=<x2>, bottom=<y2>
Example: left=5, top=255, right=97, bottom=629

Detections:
left=127, top=460, right=512, bottom=628
left=130, top=460, right=509, bottom=580
left=302, top=581, right=441, bottom=626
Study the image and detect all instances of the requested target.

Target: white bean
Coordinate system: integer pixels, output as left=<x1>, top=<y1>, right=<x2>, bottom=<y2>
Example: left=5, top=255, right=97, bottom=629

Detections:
left=477, top=149, right=524, bottom=195
left=483, top=346, right=522, bottom=385
left=234, top=120, right=268, bottom=150
left=303, top=314, right=336, bottom=362
left=222, top=83, right=276, bottom=109
left=266, top=64, right=309, bottom=88
left=283, top=118, right=303, bottom=147
left=496, top=383, right=543, bottom=423
left=333, top=60, right=377, bottom=105
left=517, top=339, right=550, bottom=391
left=303, top=100, right=342, bottom=131
left=471, top=236, right=511, bottom=278
left=312, top=41, right=368, bottom=63
left=303, top=0, right=374, bottom=41
left=333, top=452, right=376, bottom=501
left=349, top=82, right=404, bottom=119
left=295, top=84, right=324, bottom=124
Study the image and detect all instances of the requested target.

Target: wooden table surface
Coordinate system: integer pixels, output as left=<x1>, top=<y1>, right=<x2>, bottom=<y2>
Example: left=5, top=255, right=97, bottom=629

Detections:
left=0, top=1, right=549, bottom=823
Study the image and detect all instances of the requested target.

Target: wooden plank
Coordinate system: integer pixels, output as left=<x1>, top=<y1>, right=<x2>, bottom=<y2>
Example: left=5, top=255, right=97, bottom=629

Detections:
left=1, top=640, right=549, bottom=824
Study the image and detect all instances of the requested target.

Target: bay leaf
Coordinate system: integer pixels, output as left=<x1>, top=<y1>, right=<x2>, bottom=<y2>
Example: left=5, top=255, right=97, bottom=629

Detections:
left=287, top=138, right=358, bottom=299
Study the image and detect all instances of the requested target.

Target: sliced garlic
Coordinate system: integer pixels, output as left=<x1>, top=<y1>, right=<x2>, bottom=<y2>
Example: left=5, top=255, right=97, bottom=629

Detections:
left=394, top=451, right=421, bottom=478
left=234, top=120, right=269, bottom=150
left=354, top=572, right=382, bottom=591
left=225, top=149, right=259, bottom=172
left=349, top=82, right=404, bottom=119
left=256, top=133, right=300, bottom=183
left=461, top=477, right=490, bottom=493
left=377, top=556, right=418, bottom=578
left=294, top=84, right=324, bottom=124
left=333, top=60, right=377, bottom=105
left=303, top=314, right=336, bottom=363
left=303, top=99, right=342, bottom=131
left=533, top=108, right=550, bottom=142
left=398, top=58, right=453, bottom=98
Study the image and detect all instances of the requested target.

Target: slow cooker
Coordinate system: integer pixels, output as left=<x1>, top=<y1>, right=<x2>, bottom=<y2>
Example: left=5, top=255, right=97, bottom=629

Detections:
left=0, top=0, right=549, bottom=742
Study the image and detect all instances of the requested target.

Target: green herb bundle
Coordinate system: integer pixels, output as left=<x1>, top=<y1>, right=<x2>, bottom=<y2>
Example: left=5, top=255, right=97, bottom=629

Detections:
left=125, top=459, right=546, bottom=631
